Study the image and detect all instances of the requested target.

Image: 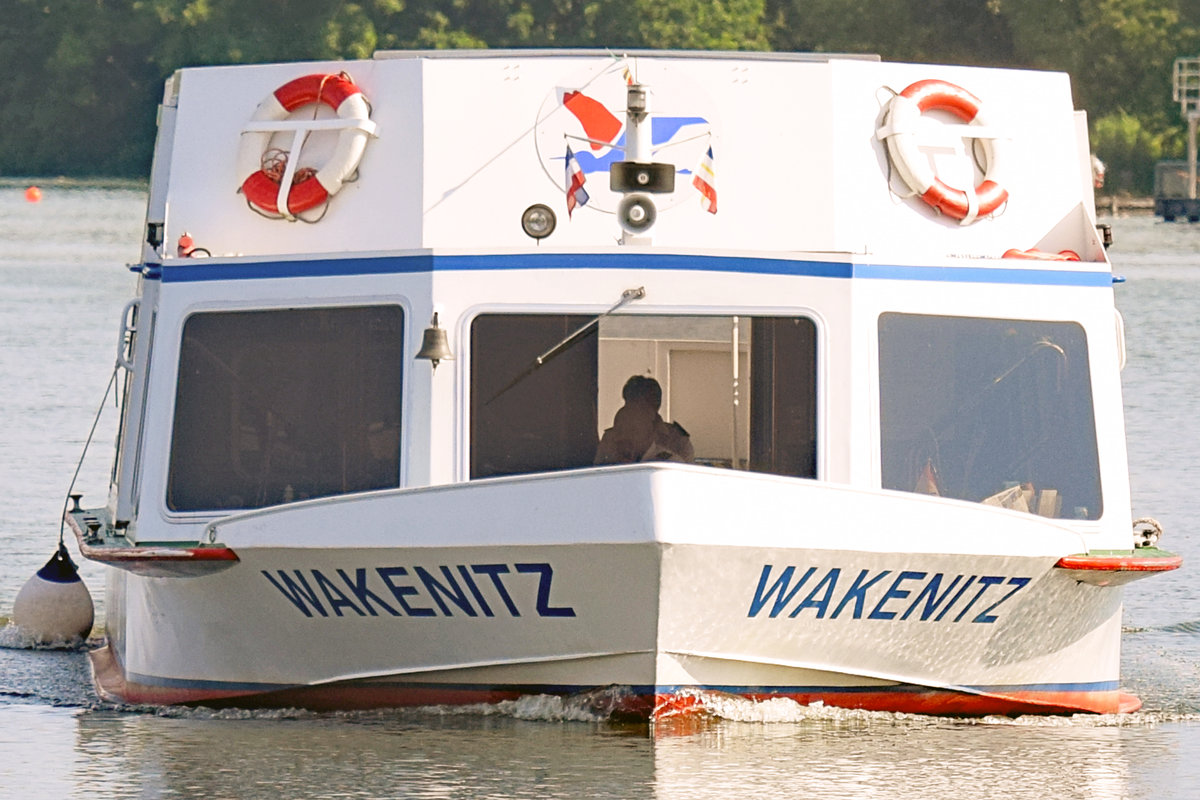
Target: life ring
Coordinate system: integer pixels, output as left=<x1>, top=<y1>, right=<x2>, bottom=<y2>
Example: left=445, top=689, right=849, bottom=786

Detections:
left=879, top=79, right=1008, bottom=224
left=1002, top=248, right=1079, bottom=261
left=237, top=73, right=373, bottom=219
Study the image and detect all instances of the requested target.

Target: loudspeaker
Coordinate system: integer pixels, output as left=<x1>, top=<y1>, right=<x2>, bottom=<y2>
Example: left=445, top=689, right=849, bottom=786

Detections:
left=617, top=194, right=657, bottom=234
left=610, top=162, right=676, bottom=194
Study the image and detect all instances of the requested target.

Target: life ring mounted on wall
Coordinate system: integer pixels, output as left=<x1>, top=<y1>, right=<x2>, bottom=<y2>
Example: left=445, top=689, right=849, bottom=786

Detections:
left=236, top=72, right=377, bottom=221
left=877, top=79, right=1009, bottom=225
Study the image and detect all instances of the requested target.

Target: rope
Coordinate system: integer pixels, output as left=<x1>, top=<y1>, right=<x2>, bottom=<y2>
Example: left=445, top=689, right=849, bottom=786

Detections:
left=259, top=147, right=318, bottom=187
left=245, top=193, right=330, bottom=223
left=59, top=364, right=119, bottom=548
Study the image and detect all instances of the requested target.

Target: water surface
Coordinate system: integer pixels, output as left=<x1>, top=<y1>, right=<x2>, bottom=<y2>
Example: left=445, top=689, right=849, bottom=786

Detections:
left=1, top=189, right=1198, bottom=798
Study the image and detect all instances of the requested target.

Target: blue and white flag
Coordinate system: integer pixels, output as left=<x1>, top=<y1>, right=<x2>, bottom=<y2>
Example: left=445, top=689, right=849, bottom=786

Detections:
left=565, top=145, right=590, bottom=218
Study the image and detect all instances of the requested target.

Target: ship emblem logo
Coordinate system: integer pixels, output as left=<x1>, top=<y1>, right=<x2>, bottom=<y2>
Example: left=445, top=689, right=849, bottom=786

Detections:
left=534, top=61, right=717, bottom=214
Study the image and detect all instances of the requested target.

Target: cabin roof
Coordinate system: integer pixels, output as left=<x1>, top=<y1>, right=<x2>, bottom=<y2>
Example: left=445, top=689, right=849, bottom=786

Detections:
left=150, top=52, right=1106, bottom=270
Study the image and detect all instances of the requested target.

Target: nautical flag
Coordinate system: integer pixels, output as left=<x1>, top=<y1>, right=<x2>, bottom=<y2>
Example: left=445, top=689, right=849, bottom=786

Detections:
left=692, top=146, right=717, bottom=214
left=562, top=91, right=621, bottom=150
left=565, top=145, right=590, bottom=218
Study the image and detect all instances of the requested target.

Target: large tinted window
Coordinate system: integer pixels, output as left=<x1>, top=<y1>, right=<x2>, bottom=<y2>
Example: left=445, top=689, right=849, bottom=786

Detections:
left=471, top=314, right=817, bottom=480
left=470, top=314, right=599, bottom=479
left=168, top=306, right=404, bottom=511
left=879, top=313, right=1101, bottom=519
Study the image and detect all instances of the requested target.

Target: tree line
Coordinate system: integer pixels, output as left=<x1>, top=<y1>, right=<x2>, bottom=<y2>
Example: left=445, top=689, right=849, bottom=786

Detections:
left=2, top=0, right=1198, bottom=193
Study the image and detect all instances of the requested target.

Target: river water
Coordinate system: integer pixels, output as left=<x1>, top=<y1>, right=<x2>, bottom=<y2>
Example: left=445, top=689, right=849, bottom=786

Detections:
left=1, top=184, right=1198, bottom=798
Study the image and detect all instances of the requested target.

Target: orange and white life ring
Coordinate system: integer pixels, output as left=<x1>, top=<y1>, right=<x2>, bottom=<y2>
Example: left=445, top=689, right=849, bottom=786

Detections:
left=1002, top=248, right=1079, bottom=261
left=236, top=73, right=374, bottom=219
left=878, top=79, right=1008, bottom=224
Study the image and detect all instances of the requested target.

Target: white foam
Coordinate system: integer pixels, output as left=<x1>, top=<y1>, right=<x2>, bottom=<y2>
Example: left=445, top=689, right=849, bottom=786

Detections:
left=657, top=688, right=1200, bottom=728
left=0, top=622, right=93, bottom=652
left=415, top=688, right=624, bottom=723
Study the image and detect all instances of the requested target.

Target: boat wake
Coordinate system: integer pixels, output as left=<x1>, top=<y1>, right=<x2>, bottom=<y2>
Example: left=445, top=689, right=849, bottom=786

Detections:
left=119, top=688, right=1200, bottom=730
left=5, top=628, right=1195, bottom=728
left=0, top=622, right=95, bottom=652
left=0, top=631, right=102, bottom=709
left=134, top=693, right=619, bottom=724
left=1147, top=619, right=1200, bottom=634
left=650, top=688, right=1200, bottom=729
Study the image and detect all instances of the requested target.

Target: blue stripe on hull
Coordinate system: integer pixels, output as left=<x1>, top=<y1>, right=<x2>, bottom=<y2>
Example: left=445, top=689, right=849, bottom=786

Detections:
left=150, top=253, right=1114, bottom=287
left=125, top=671, right=1120, bottom=698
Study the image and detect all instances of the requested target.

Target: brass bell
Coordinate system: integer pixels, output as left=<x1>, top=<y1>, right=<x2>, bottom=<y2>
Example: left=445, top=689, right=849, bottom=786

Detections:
left=415, top=312, right=454, bottom=372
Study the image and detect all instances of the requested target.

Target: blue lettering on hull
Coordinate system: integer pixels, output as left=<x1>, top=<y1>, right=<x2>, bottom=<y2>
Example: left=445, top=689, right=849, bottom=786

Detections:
left=263, top=561, right=577, bottom=619
left=748, top=565, right=1032, bottom=624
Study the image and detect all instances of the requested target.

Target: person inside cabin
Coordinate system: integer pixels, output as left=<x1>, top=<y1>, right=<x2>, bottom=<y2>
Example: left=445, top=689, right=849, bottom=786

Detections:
left=594, top=375, right=694, bottom=465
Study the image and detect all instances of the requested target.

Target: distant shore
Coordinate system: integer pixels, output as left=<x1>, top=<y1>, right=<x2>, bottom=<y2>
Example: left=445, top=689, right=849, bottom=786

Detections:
left=1096, top=195, right=1154, bottom=216
left=0, top=176, right=147, bottom=190
left=0, top=179, right=1161, bottom=217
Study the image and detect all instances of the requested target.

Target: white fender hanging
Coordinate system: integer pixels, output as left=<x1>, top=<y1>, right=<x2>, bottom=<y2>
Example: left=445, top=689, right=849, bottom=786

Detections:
left=12, top=544, right=94, bottom=646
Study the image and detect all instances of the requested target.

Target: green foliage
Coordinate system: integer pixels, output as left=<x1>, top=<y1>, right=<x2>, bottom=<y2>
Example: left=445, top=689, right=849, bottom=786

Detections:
left=766, top=0, right=1011, bottom=65
left=636, top=0, right=769, bottom=50
left=0, top=1, right=164, bottom=176
left=1091, top=111, right=1174, bottom=195
left=0, top=0, right=1198, bottom=187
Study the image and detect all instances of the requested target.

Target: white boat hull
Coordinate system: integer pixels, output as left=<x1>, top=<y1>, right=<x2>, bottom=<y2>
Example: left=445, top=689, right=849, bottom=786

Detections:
left=69, top=50, right=1181, bottom=720
left=92, top=465, right=1137, bottom=716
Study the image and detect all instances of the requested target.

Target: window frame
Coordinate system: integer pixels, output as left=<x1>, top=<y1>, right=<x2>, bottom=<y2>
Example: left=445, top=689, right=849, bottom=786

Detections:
left=462, top=306, right=824, bottom=483
left=160, top=298, right=411, bottom=520
left=876, top=311, right=1103, bottom=520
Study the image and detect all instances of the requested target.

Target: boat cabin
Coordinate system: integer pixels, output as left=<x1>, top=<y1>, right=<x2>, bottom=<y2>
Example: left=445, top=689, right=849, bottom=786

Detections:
left=106, top=50, right=1123, bottom=548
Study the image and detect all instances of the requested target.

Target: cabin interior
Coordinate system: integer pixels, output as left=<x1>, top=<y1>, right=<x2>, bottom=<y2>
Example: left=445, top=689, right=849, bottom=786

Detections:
left=157, top=303, right=1102, bottom=523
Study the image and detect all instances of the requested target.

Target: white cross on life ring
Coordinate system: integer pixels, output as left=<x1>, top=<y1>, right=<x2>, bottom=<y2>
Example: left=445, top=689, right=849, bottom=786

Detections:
left=236, top=73, right=375, bottom=220
left=878, top=79, right=1009, bottom=225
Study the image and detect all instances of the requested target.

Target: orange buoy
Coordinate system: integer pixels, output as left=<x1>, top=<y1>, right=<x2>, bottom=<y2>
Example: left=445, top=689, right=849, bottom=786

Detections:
left=24, top=186, right=42, bottom=203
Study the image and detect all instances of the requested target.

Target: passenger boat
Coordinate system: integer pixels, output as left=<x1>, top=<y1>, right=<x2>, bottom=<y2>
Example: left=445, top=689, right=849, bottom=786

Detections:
left=68, top=49, right=1181, bottom=718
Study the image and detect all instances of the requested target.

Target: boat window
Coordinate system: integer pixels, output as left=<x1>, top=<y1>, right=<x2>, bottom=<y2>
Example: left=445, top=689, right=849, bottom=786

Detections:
left=878, top=313, right=1102, bottom=519
left=470, top=314, right=817, bottom=480
left=167, top=306, right=404, bottom=512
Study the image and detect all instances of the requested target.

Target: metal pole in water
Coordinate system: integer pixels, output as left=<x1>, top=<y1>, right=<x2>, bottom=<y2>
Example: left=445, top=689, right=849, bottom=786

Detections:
left=1189, top=112, right=1198, bottom=201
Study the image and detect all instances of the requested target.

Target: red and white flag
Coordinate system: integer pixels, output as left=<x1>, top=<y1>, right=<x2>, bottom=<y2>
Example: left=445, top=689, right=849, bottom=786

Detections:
left=692, top=146, right=717, bottom=214
left=565, top=145, right=590, bottom=218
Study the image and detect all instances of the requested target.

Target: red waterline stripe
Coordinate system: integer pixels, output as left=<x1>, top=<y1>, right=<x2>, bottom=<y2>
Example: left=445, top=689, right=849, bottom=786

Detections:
left=91, top=647, right=1134, bottom=719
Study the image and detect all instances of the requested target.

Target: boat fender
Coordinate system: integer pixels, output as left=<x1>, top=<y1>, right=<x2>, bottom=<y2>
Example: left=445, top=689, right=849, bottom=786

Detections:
left=12, top=544, right=94, bottom=646
left=237, top=72, right=374, bottom=219
left=878, top=79, right=1009, bottom=224
left=1133, top=517, right=1163, bottom=548
left=1001, top=248, right=1080, bottom=261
